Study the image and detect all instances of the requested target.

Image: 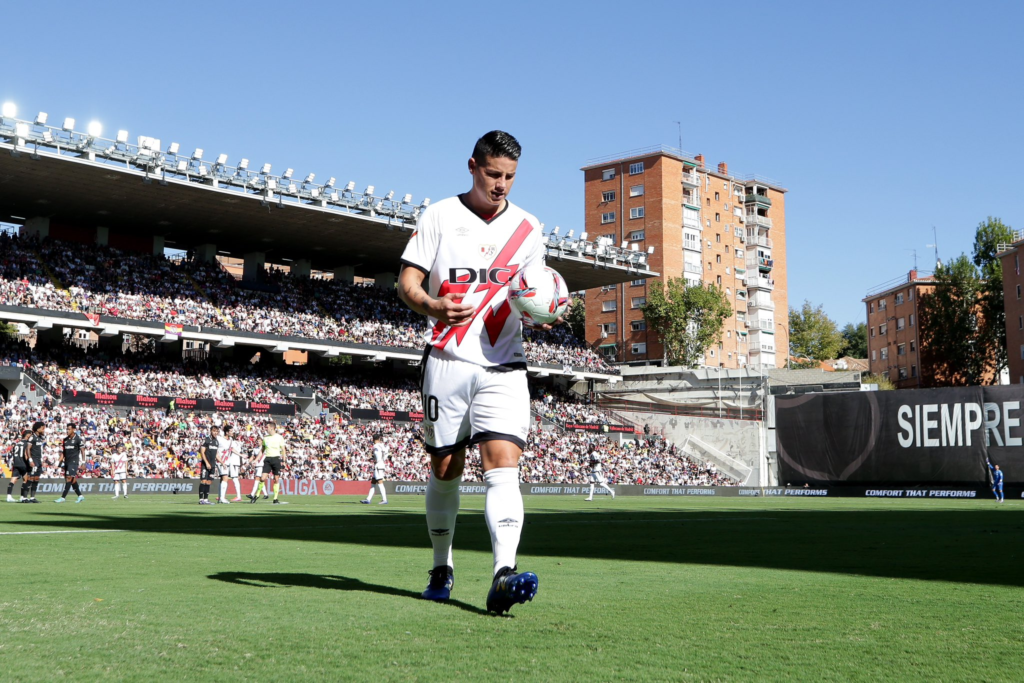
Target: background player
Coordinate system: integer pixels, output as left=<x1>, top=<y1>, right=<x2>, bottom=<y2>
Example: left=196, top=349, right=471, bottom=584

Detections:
left=216, top=425, right=237, bottom=503
left=55, top=423, right=85, bottom=503
left=398, top=130, right=556, bottom=614
left=251, top=422, right=286, bottom=504
left=361, top=432, right=389, bottom=505
left=987, top=458, right=1004, bottom=503
left=7, top=429, right=32, bottom=502
left=585, top=446, right=615, bottom=501
left=198, top=426, right=220, bottom=505
left=247, top=440, right=266, bottom=502
left=227, top=429, right=244, bottom=502
left=24, top=421, right=46, bottom=503
left=110, top=444, right=130, bottom=498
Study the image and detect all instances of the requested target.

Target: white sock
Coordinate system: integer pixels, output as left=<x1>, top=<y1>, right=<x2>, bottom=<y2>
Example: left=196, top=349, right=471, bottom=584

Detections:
left=219, top=481, right=227, bottom=500
left=425, top=475, right=461, bottom=569
left=588, top=483, right=595, bottom=498
left=365, top=485, right=375, bottom=502
left=603, top=484, right=615, bottom=496
left=378, top=483, right=387, bottom=503
left=113, top=483, right=120, bottom=497
left=232, top=478, right=242, bottom=496
left=484, top=468, right=523, bottom=575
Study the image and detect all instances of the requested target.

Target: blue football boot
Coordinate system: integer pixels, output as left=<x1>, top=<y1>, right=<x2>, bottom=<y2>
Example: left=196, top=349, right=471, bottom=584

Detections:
left=421, top=566, right=454, bottom=601
left=486, top=566, right=538, bottom=615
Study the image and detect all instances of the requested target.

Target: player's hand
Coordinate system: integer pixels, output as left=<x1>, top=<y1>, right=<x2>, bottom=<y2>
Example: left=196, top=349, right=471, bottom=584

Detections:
left=523, top=315, right=564, bottom=332
left=430, top=293, right=476, bottom=328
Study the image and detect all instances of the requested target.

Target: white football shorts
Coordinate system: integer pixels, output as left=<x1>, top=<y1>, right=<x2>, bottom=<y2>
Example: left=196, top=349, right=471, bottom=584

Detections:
left=218, top=463, right=240, bottom=478
left=420, top=349, right=530, bottom=456
left=113, top=471, right=128, bottom=481
left=589, top=471, right=607, bottom=484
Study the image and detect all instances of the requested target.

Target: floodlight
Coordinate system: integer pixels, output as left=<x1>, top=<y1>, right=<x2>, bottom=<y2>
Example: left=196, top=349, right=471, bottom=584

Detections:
left=216, top=153, right=228, bottom=166
left=420, top=198, right=431, bottom=208
left=35, top=112, right=48, bottom=125
left=364, top=185, right=375, bottom=195
left=238, top=158, right=249, bottom=170
left=402, top=193, right=412, bottom=204
left=384, top=190, right=394, bottom=200
left=647, top=246, right=655, bottom=254
left=282, top=168, right=293, bottom=179
left=1, top=102, right=15, bottom=118
left=620, top=240, right=629, bottom=248
left=304, top=173, right=315, bottom=184
left=261, top=163, right=272, bottom=174
left=329, top=191, right=339, bottom=201
left=288, top=183, right=298, bottom=194
left=345, top=181, right=356, bottom=192
left=265, top=178, right=277, bottom=190
left=310, top=188, right=321, bottom=198
left=168, top=142, right=179, bottom=155
left=14, top=122, right=29, bottom=140
left=192, top=148, right=203, bottom=160
left=42, top=131, right=53, bottom=143
left=116, top=130, right=129, bottom=144
left=62, top=117, right=76, bottom=131
left=326, top=177, right=336, bottom=188
left=197, top=165, right=208, bottom=177
left=552, top=226, right=560, bottom=235
left=579, top=232, right=588, bottom=240
left=86, top=121, right=102, bottom=137
left=631, top=243, right=639, bottom=251
left=176, top=160, right=187, bottom=172
left=566, top=230, right=575, bottom=240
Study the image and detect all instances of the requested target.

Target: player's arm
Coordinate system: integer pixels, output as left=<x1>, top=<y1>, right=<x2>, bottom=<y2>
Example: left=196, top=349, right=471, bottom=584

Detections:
left=398, top=267, right=475, bottom=327
left=521, top=229, right=563, bottom=331
left=199, top=443, right=211, bottom=469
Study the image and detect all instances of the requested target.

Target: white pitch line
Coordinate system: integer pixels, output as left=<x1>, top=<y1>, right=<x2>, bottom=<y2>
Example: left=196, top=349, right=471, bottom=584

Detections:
left=0, top=529, right=126, bottom=536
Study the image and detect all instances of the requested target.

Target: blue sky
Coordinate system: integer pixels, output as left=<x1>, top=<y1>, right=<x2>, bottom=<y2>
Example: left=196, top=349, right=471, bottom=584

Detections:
left=2, top=0, right=1021, bottom=327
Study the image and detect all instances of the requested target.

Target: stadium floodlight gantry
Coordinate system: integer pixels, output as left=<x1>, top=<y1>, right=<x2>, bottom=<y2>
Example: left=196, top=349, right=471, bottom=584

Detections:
left=0, top=103, right=658, bottom=291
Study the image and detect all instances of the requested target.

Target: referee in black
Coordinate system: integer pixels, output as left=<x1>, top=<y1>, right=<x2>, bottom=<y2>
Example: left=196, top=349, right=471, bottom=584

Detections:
left=55, top=423, right=85, bottom=503
left=24, top=421, right=46, bottom=503
left=6, top=429, right=32, bottom=502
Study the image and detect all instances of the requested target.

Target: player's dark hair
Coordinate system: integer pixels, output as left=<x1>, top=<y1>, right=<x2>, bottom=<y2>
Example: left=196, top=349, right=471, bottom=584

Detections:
left=67, top=422, right=76, bottom=429
left=32, top=421, right=44, bottom=432
left=472, top=130, right=521, bottom=164
left=21, top=429, right=31, bottom=438
left=223, top=425, right=234, bottom=435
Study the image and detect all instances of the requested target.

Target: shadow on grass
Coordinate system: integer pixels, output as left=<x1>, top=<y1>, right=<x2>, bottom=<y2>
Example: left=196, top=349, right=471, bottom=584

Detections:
left=209, top=571, right=491, bottom=616
left=6, top=505, right=1024, bottom=587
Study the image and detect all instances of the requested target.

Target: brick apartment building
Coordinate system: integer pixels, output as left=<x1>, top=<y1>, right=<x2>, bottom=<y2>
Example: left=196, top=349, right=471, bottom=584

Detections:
left=580, top=146, right=789, bottom=369
left=863, top=270, right=936, bottom=388
left=999, top=231, right=1024, bottom=384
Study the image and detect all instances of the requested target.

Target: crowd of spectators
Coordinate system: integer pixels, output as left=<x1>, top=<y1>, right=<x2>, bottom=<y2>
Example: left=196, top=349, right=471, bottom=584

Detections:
left=532, top=386, right=614, bottom=426
left=0, top=233, right=618, bottom=373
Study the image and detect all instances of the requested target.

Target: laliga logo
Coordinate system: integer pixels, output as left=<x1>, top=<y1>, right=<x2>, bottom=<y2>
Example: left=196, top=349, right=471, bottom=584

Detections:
left=323, top=481, right=335, bottom=495
left=448, top=267, right=515, bottom=285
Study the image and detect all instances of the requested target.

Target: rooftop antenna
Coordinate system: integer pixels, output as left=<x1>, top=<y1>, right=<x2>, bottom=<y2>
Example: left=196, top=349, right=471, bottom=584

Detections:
left=674, top=120, right=682, bottom=151
left=926, top=226, right=941, bottom=269
left=910, top=249, right=917, bottom=271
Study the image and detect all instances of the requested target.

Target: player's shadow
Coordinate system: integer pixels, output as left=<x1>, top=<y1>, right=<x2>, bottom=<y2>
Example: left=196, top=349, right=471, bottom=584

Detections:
left=208, top=571, right=491, bottom=616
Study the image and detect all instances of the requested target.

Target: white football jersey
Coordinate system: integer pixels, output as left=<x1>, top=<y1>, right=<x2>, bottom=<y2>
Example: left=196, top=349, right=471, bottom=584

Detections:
left=401, top=195, right=545, bottom=368
left=111, top=452, right=128, bottom=473
left=373, top=443, right=387, bottom=468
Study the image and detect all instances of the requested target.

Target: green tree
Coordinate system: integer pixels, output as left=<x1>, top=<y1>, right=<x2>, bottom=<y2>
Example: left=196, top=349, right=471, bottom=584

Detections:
left=565, top=294, right=587, bottom=341
left=972, top=217, right=1014, bottom=374
left=918, top=254, right=995, bottom=385
left=640, top=278, right=732, bottom=367
left=862, top=373, right=896, bottom=390
left=788, top=301, right=845, bottom=361
left=839, top=322, right=868, bottom=358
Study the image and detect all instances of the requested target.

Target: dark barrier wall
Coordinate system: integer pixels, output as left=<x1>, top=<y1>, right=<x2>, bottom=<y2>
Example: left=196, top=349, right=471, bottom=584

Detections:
left=60, top=390, right=296, bottom=416
left=776, top=385, right=1024, bottom=485
left=351, top=408, right=425, bottom=422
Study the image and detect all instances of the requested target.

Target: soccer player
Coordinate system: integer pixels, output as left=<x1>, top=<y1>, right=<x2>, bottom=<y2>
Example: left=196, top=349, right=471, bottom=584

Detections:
left=361, top=432, right=389, bottom=505
left=227, top=430, right=244, bottom=502
left=110, top=446, right=130, bottom=499
left=216, top=425, right=237, bottom=504
left=55, top=423, right=85, bottom=503
left=197, top=427, right=220, bottom=505
left=23, top=421, right=46, bottom=503
left=398, top=130, right=553, bottom=614
left=584, top=446, right=615, bottom=501
left=251, top=422, right=286, bottom=504
left=987, top=458, right=1004, bottom=503
left=7, top=429, right=32, bottom=502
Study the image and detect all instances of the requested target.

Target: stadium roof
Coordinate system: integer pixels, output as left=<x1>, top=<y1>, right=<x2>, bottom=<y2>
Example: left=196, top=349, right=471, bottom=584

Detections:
left=0, top=114, right=657, bottom=291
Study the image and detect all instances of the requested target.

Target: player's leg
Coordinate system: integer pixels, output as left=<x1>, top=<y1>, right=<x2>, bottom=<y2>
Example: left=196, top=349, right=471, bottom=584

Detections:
left=219, top=474, right=229, bottom=503
left=7, top=474, right=19, bottom=502
left=231, top=466, right=242, bottom=501
left=377, top=480, right=388, bottom=505
left=363, top=478, right=376, bottom=503
left=586, top=480, right=595, bottom=501
left=471, top=367, right=537, bottom=614
left=420, top=353, right=473, bottom=601
left=601, top=477, right=615, bottom=498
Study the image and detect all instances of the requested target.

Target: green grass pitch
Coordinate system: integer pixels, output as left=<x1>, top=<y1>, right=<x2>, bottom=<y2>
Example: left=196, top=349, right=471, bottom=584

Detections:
left=2, top=494, right=1024, bottom=681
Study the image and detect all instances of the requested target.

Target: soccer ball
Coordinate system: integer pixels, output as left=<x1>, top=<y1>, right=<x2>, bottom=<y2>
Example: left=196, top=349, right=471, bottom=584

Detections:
left=507, top=266, right=569, bottom=325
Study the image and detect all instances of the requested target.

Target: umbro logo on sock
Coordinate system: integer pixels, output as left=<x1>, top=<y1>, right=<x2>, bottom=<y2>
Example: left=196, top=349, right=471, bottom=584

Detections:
left=497, top=517, right=520, bottom=528
left=430, top=528, right=450, bottom=536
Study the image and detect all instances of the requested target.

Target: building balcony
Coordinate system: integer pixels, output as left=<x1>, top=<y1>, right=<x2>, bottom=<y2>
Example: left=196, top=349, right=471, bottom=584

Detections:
left=683, top=216, right=701, bottom=230
left=745, top=232, right=773, bottom=249
left=744, top=214, right=772, bottom=229
left=681, top=170, right=700, bottom=187
left=748, top=317, right=775, bottom=332
left=744, top=193, right=772, bottom=207
left=745, top=274, right=775, bottom=290
left=682, top=195, right=701, bottom=209
left=746, top=257, right=774, bottom=272
left=748, top=297, right=775, bottom=311
left=683, top=262, right=703, bottom=275
left=749, top=342, right=776, bottom=355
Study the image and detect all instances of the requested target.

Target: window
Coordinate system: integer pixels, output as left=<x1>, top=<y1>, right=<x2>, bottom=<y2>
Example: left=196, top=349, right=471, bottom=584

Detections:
left=706, top=198, right=711, bottom=206
left=727, top=330, right=732, bottom=338
left=881, top=347, right=888, bottom=360
left=735, top=248, right=743, bottom=258
left=1020, top=315, right=1023, bottom=330
left=602, top=300, right=617, bottom=312
left=716, top=255, right=722, bottom=264
left=629, top=230, right=645, bottom=241
left=709, top=349, right=716, bottom=357
left=601, top=212, right=615, bottom=224
left=879, top=299, right=887, bottom=310
left=629, top=162, right=644, bottom=175
left=909, top=314, right=914, bottom=327
left=602, top=168, right=615, bottom=181
left=600, top=323, right=617, bottom=334
left=629, top=207, right=645, bottom=219
left=872, top=350, right=877, bottom=360
left=898, top=343, right=906, bottom=356
left=630, top=185, right=644, bottom=197
left=716, top=275, right=722, bottom=285
left=895, top=293, right=904, bottom=305
left=631, top=296, right=646, bottom=308
left=630, top=278, right=646, bottom=286
left=1018, top=284, right=1021, bottom=300
left=632, top=343, right=647, bottom=355
left=898, top=367, right=908, bottom=380
left=600, top=345, right=617, bottom=358
left=910, top=339, right=916, bottom=352
left=715, top=233, right=721, bottom=243
left=736, top=311, right=746, bottom=322
left=631, top=320, right=646, bottom=331
left=909, top=289, right=914, bottom=300
left=602, top=190, right=615, bottom=202
left=870, top=302, right=874, bottom=313
left=897, top=317, right=905, bottom=331
left=912, top=365, right=917, bottom=378
left=715, top=213, right=721, bottom=222
left=879, top=323, right=887, bottom=335
left=715, top=192, right=720, bottom=201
